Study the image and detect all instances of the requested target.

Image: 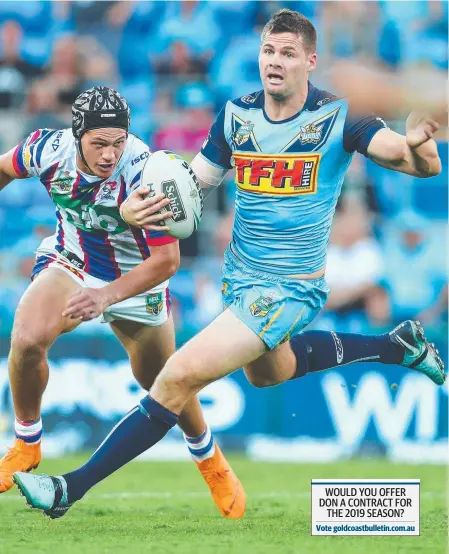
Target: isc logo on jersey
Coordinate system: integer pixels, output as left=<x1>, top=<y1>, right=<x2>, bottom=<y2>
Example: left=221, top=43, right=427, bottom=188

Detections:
left=140, top=151, right=203, bottom=239
left=233, top=153, right=321, bottom=196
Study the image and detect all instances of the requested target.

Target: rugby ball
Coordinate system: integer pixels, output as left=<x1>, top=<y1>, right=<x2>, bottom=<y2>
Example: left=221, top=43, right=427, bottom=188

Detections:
left=140, top=150, right=203, bottom=239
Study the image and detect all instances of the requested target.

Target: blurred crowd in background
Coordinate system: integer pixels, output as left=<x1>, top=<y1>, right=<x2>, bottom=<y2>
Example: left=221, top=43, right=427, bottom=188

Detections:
left=0, top=0, right=447, bottom=350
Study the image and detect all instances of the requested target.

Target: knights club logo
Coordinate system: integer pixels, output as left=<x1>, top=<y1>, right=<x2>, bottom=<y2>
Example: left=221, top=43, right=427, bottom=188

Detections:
left=53, top=170, right=73, bottom=191
left=298, top=122, right=324, bottom=145
left=233, top=121, right=254, bottom=146
left=249, top=295, right=276, bottom=317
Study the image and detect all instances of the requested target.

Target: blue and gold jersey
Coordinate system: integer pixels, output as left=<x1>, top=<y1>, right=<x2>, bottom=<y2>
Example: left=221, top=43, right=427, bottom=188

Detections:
left=201, top=82, right=387, bottom=274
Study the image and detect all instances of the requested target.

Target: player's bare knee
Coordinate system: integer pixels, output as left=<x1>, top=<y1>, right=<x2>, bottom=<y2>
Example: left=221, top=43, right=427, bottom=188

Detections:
left=10, top=323, right=54, bottom=362
left=157, top=357, right=201, bottom=396
left=9, top=332, right=48, bottom=365
left=153, top=364, right=186, bottom=397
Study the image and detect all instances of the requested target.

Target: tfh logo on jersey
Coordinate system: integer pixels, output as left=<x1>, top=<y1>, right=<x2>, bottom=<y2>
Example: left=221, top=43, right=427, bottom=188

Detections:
left=233, top=153, right=320, bottom=196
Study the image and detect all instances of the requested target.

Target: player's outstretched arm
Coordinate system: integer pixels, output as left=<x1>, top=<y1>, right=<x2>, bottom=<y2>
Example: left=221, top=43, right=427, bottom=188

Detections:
left=0, top=146, right=27, bottom=191
left=62, top=241, right=180, bottom=321
left=366, top=113, right=442, bottom=178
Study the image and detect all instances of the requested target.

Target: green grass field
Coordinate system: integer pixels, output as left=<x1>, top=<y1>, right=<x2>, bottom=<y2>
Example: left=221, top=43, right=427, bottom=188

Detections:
left=0, top=456, right=446, bottom=554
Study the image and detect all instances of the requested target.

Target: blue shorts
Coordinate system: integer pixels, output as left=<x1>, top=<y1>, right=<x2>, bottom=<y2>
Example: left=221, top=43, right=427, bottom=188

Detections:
left=222, top=247, right=329, bottom=350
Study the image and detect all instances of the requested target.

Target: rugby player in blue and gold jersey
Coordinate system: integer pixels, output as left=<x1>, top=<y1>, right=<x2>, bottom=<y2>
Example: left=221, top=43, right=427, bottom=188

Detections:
left=14, top=9, right=445, bottom=518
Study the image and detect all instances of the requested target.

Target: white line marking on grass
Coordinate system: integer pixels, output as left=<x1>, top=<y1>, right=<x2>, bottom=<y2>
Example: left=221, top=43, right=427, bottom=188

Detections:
left=2, top=491, right=445, bottom=502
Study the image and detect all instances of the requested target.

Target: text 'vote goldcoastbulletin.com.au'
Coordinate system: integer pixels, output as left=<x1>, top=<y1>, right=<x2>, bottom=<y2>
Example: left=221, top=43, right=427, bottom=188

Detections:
left=311, top=479, right=420, bottom=536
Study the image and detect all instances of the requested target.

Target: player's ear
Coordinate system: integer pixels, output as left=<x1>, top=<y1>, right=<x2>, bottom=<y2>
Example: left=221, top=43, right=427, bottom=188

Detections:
left=307, top=53, right=317, bottom=73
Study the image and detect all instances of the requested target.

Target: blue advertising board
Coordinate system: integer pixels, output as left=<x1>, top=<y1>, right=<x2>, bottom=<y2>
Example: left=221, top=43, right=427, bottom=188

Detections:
left=0, top=349, right=446, bottom=463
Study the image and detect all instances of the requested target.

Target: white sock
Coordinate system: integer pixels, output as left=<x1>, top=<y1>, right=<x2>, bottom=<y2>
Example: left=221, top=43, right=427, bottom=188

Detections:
left=184, top=425, right=215, bottom=462
left=14, top=417, right=42, bottom=445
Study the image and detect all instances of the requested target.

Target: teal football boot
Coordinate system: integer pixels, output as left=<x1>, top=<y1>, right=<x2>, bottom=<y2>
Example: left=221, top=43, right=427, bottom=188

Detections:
left=13, top=472, right=72, bottom=519
left=389, top=320, right=446, bottom=385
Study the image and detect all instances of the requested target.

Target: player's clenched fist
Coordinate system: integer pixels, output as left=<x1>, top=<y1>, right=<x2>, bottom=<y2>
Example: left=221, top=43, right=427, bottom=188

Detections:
left=120, top=187, right=173, bottom=230
left=62, top=288, right=110, bottom=321
left=406, top=113, right=440, bottom=149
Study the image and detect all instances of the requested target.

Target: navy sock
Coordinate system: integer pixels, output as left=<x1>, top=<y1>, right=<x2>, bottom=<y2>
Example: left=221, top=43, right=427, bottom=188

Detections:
left=63, top=396, right=178, bottom=502
left=290, top=330, right=404, bottom=379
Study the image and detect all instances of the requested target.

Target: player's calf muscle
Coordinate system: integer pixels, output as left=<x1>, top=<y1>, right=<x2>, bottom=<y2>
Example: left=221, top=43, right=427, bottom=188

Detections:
left=244, top=371, right=285, bottom=388
left=111, top=318, right=176, bottom=390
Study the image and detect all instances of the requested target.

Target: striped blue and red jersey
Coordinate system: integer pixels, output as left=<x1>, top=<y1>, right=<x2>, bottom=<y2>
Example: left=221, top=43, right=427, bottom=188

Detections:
left=13, top=128, right=176, bottom=281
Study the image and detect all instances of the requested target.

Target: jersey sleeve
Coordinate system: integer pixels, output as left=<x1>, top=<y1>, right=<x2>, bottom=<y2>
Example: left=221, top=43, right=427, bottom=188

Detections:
left=343, top=106, right=388, bottom=156
left=145, top=229, right=177, bottom=246
left=200, top=105, right=233, bottom=169
left=119, top=138, right=152, bottom=205
left=12, top=129, right=58, bottom=177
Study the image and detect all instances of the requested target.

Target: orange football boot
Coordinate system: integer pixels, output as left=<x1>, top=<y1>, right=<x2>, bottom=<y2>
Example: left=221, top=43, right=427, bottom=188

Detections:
left=195, top=444, right=246, bottom=519
left=0, top=439, right=41, bottom=493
